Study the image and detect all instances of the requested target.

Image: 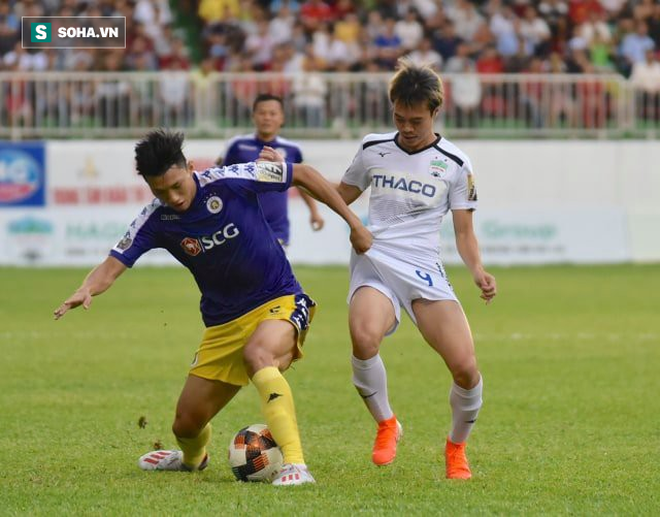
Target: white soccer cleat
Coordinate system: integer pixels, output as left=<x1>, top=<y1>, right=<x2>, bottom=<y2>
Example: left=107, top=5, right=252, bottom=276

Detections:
left=271, top=463, right=316, bottom=486
left=138, top=450, right=209, bottom=471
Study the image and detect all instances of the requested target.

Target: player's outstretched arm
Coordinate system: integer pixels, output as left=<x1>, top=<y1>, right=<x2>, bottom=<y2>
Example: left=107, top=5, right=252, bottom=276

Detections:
left=336, top=182, right=362, bottom=205
left=54, top=256, right=127, bottom=320
left=452, top=209, right=497, bottom=304
left=298, top=188, right=325, bottom=231
left=292, top=164, right=372, bottom=254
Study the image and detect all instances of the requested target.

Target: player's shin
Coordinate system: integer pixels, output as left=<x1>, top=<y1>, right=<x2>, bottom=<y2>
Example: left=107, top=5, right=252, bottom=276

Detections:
left=252, top=366, right=304, bottom=465
left=448, top=375, right=483, bottom=444
left=176, top=423, right=212, bottom=468
left=351, top=354, right=394, bottom=423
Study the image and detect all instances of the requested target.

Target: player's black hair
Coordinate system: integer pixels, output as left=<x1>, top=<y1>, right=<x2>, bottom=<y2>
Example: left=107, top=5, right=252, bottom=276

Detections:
left=134, top=129, right=187, bottom=178
left=389, top=58, right=444, bottom=113
left=252, top=93, right=284, bottom=112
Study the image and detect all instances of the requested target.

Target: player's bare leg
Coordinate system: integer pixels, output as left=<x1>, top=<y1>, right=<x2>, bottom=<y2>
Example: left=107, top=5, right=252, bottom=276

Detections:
left=349, top=287, right=402, bottom=466
left=412, top=299, right=483, bottom=480
left=139, top=376, right=241, bottom=471
left=244, top=319, right=315, bottom=485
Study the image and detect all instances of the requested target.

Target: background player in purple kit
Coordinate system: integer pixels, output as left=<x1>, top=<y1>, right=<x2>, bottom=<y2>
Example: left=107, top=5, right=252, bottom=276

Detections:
left=54, top=129, right=371, bottom=486
left=218, top=94, right=324, bottom=247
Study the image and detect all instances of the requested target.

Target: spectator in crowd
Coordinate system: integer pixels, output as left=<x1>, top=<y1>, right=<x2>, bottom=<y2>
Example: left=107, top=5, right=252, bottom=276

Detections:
left=630, top=48, right=660, bottom=121
left=433, top=21, right=463, bottom=63
left=450, top=59, right=482, bottom=128
left=292, top=56, right=327, bottom=127
left=300, top=0, right=334, bottom=33
left=374, top=17, right=404, bottom=69
left=395, top=9, right=424, bottom=52
left=407, top=36, right=443, bottom=71
left=619, top=20, right=656, bottom=74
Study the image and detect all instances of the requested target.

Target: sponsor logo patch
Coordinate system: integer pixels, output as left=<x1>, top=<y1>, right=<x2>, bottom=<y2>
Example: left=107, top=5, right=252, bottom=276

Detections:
left=180, top=237, right=203, bottom=256
left=180, top=223, right=240, bottom=256
left=429, top=159, right=448, bottom=178
left=206, top=195, right=223, bottom=214
left=116, top=231, right=133, bottom=251
left=256, top=162, right=285, bottom=183
left=467, top=173, right=477, bottom=201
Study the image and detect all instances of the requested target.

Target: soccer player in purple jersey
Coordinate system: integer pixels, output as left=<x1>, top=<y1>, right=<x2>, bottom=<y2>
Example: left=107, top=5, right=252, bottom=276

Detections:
left=54, top=129, right=371, bottom=486
left=218, top=94, right=324, bottom=246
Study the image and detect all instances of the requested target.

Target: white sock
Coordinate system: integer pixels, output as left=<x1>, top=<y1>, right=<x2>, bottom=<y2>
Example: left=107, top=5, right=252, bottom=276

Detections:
left=449, top=375, right=483, bottom=444
left=351, top=354, right=394, bottom=423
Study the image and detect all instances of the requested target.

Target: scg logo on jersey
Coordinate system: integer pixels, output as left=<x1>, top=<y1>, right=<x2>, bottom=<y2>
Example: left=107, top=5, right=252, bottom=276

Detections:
left=180, top=223, right=240, bottom=256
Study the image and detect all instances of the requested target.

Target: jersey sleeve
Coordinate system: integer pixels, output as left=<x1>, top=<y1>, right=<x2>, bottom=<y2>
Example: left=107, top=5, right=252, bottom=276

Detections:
left=448, top=155, right=478, bottom=211
left=197, top=161, right=293, bottom=195
left=109, top=202, right=160, bottom=267
left=341, top=143, right=369, bottom=191
left=294, top=146, right=304, bottom=164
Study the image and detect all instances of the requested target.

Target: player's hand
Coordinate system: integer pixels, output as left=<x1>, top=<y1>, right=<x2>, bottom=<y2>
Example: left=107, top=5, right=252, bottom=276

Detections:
left=310, top=212, right=324, bottom=231
left=474, top=270, right=497, bottom=304
left=350, top=225, right=373, bottom=254
left=54, top=289, right=93, bottom=320
left=257, top=146, right=281, bottom=162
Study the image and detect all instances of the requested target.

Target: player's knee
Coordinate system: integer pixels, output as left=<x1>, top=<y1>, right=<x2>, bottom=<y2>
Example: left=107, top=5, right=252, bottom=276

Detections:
left=450, top=357, right=479, bottom=389
left=172, top=413, right=203, bottom=439
left=243, top=341, right=275, bottom=374
left=350, top=326, right=383, bottom=359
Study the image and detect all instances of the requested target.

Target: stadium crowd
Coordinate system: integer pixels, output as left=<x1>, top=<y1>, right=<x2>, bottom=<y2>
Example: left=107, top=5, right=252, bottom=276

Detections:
left=1, top=0, right=659, bottom=128
left=1, top=0, right=659, bottom=77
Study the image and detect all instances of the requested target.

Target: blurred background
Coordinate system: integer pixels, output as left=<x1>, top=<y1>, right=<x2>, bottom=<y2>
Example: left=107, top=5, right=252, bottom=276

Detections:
left=0, top=0, right=658, bottom=266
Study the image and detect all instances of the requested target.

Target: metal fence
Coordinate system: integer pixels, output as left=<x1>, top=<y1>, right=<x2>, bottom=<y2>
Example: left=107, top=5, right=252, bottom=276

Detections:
left=0, top=72, right=658, bottom=139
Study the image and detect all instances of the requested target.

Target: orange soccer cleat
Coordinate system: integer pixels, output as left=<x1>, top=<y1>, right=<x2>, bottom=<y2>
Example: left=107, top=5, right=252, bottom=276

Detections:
left=372, top=416, right=403, bottom=466
left=445, top=438, right=471, bottom=479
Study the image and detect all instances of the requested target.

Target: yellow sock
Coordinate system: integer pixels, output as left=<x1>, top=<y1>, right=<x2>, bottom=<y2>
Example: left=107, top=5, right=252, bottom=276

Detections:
left=252, top=366, right=304, bottom=465
left=176, top=423, right=212, bottom=469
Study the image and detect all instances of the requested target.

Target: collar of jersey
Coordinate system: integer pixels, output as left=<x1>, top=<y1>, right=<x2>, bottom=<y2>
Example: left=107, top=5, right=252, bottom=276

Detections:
left=393, top=133, right=442, bottom=155
left=254, top=133, right=279, bottom=146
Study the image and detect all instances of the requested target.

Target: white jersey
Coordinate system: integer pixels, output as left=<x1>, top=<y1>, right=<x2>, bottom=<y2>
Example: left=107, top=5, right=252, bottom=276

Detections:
left=342, top=132, right=478, bottom=263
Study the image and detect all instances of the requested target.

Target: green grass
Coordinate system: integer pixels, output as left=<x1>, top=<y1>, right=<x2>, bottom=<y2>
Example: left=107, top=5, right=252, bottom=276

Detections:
left=1, top=265, right=659, bottom=515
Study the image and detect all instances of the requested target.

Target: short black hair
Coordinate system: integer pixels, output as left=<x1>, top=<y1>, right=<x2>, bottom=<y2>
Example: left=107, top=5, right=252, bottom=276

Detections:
left=389, top=58, right=444, bottom=113
left=134, top=129, right=187, bottom=177
left=252, top=93, right=284, bottom=112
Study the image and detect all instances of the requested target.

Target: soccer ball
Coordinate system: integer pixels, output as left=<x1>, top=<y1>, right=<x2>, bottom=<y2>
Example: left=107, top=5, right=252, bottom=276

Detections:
left=228, top=424, right=283, bottom=482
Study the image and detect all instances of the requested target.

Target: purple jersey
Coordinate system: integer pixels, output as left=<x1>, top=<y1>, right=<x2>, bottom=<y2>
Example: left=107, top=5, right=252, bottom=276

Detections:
left=110, top=161, right=303, bottom=327
left=221, top=134, right=303, bottom=245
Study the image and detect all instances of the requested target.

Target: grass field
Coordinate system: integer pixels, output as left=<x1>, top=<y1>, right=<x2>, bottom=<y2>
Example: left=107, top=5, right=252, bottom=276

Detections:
left=1, top=264, right=659, bottom=515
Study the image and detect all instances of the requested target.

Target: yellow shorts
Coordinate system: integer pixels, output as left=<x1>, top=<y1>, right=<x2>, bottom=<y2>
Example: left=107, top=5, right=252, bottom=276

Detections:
left=189, top=294, right=316, bottom=386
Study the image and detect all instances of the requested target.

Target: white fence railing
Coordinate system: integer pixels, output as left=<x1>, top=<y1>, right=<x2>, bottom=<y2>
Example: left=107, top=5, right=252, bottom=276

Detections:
left=0, top=72, right=657, bottom=139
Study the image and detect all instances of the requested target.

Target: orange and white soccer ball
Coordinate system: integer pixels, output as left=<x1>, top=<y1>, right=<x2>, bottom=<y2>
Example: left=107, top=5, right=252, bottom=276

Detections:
left=228, top=424, right=283, bottom=482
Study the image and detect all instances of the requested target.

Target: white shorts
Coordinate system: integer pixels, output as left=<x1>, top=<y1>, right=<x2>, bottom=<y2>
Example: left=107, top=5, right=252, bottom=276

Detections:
left=348, top=248, right=458, bottom=335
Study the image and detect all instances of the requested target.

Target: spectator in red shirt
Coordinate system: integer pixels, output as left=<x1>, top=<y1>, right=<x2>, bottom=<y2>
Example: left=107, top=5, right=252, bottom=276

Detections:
left=300, top=0, right=334, bottom=33
left=476, top=45, right=505, bottom=73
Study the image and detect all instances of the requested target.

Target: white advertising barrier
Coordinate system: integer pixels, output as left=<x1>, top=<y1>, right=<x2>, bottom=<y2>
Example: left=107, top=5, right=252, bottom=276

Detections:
left=286, top=201, right=630, bottom=265
left=0, top=203, right=629, bottom=267
left=0, top=207, right=176, bottom=266
left=0, top=139, right=658, bottom=265
left=47, top=141, right=152, bottom=206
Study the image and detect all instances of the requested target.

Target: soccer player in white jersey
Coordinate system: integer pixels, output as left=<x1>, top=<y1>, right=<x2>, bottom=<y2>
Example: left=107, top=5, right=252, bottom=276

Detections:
left=338, top=59, right=496, bottom=479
